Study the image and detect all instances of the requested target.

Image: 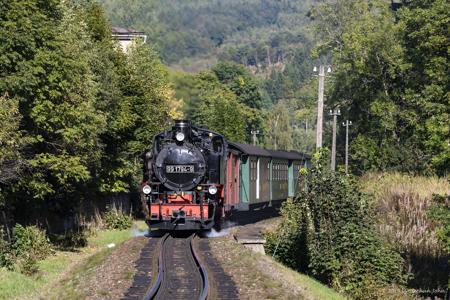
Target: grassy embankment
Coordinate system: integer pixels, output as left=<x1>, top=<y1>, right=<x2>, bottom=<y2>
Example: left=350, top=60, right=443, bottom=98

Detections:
left=210, top=235, right=346, bottom=300
left=361, top=172, right=449, bottom=294
left=0, top=221, right=147, bottom=300
left=362, top=172, right=449, bottom=255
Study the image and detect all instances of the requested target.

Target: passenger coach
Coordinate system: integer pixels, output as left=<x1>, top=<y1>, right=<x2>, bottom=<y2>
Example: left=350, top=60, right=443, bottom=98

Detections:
left=224, top=142, right=310, bottom=213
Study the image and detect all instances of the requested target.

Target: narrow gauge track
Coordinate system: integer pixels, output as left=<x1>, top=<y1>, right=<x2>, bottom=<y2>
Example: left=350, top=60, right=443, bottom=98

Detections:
left=143, top=233, right=209, bottom=300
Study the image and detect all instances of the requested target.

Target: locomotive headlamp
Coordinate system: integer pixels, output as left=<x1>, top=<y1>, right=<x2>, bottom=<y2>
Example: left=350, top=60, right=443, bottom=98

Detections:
left=208, top=185, right=218, bottom=195
left=142, top=185, right=152, bottom=195
left=175, top=132, right=185, bottom=142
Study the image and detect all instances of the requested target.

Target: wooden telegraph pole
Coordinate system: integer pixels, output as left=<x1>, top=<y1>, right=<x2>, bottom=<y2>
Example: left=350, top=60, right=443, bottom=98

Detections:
left=329, top=109, right=341, bottom=172
left=314, top=65, right=331, bottom=148
left=342, top=120, right=352, bottom=174
left=251, top=130, right=260, bottom=146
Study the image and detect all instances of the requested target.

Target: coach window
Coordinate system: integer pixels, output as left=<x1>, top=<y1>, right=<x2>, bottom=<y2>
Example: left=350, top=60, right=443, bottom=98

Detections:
left=251, top=161, right=255, bottom=181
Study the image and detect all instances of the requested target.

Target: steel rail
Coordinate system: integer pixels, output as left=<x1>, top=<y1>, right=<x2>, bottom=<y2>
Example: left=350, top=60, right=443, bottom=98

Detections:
left=142, top=233, right=209, bottom=300
left=142, top=233, right=169, bottom=300
left=190, top=234, right=209, bottom=300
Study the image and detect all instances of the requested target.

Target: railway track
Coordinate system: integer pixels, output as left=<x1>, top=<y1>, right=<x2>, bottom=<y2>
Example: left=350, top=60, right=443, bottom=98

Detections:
left=143, top=233, right=209, bottom=300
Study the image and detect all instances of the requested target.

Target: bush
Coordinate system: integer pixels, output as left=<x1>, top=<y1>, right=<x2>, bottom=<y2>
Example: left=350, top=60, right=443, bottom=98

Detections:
left=265, top=151, right=406, bottom=299
left=0, top=225, right=53, bottom=275
left=104, top=210, right=133, bottom=230
left=50, top=228, right=89, bottom=250
left=0, top=230, right=13, bottom=269
left=10, top=224, right=52, bottom=260
left=427, top=194, right=450, bottom=288
left=11, top=224, right=52, bottom=275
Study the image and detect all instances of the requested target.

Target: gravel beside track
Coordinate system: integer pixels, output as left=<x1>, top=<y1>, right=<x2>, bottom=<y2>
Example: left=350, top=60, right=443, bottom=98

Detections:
left=196, top=238, right=239, bottom=299
left=122, top=237, right=159, bottom=300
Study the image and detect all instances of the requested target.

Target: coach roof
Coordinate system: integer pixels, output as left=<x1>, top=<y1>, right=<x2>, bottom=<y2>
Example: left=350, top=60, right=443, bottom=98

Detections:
left=228, top=142, right=271, bottom=157
left=229, top=142, right=310, bottom=160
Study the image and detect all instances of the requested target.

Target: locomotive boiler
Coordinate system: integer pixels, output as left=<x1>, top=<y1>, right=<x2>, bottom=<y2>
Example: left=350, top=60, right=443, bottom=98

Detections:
left=142, top=120, right=227, bottom=230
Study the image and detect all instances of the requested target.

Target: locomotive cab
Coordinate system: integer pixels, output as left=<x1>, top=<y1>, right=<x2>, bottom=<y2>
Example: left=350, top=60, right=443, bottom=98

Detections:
left=142, top=120, right=227, bottom=231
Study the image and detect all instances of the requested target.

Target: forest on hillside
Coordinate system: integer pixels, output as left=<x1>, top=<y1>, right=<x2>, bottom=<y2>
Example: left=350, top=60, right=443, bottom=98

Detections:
left=100, top=0, right=321, bottom=155
left=100, top=0, right=448, bottom=176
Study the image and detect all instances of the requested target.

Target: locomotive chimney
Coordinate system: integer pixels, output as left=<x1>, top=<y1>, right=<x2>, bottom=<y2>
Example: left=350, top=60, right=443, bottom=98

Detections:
left=172, top=120, right=192, bottom=142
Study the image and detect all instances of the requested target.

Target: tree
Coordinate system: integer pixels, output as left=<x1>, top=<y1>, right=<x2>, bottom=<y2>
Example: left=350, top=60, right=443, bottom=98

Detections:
left=212, top=61, right=269, bottom=109
left=265, top=100, right=293, bottom=150
left=398, top=0, right=450, bottom=175
left=312, top=0, right=449, bottom=175
left=190, top=72, right=246, bottom=142
left=0, top=95, right=26, bottom=194
left=0, top=0, right=175, bottom=227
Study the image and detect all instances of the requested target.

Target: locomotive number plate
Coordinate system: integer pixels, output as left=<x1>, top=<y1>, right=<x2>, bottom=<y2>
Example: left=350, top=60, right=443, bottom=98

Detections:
left=166, top=165, right=195, bottom=173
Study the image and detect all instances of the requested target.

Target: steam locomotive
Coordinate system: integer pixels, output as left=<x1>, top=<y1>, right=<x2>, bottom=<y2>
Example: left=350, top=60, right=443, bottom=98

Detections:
left=142, top=120, right=310, bottom=231
left=142, top=120, right=227, bottom=230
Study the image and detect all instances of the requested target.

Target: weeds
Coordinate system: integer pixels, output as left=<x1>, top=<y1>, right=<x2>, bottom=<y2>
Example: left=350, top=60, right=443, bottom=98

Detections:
left=103, top=209, right=132, bottom=230
left=0, top=225, right=53, bottom=275
left=361, top=172, right=450, bottom=257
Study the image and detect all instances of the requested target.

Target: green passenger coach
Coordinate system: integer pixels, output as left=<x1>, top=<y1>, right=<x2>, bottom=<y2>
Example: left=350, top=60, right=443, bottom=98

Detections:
left=228, top=142, right=310, bottom=211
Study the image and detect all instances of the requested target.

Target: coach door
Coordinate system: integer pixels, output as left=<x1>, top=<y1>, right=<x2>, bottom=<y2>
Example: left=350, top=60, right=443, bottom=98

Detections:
left=233, top=156, right=240, bottom=204
left=226, top=153, right=240, bottom=209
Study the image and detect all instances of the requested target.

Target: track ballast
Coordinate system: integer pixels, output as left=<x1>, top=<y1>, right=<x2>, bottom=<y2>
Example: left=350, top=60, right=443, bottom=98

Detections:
left=144, top=233, right=208, bottom=300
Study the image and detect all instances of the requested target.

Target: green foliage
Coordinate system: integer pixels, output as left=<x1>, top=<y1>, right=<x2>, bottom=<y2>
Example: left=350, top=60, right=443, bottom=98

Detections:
left=11, top=224, right=52, bottom=260
left=0, top=230, right=14, bottom=269
left=265, top=198, right=310, bottom=272
left=266, top=151, right=406, bottom=298
left=103, top=210, right=133, bottom=230
left=0, top=0, right=174, bottom=230
left=265, top=100, right=294, bottom=150
left=190, top=71, right=247, bottom=142
left=428, top=194, right=450, bottom=289
left=50, top=229, right=89, bottom=250
left=100, top=0, right=319, bottom=151
left=99, top=0, right=314, bottom=69
left=0, top=225, right=53, bottom=275
left=0, top=95, right=27, bottom=199
left=313, top=0, right=450, bottom=175
left=428, top=194, right=450, bottom=254
left=212, top=61, right=270, bottom=109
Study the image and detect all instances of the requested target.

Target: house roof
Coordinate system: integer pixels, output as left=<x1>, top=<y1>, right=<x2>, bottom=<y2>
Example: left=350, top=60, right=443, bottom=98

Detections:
left=111, top=27, right=145, bottom=34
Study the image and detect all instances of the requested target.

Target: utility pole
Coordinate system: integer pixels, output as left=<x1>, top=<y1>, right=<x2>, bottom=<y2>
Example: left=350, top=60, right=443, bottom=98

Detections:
left=313, top=65, right=331, bottom=148
left=342, top=120, right=352, bottom=174
left=251, top=130, right=260, bottom=146
left=329, top=109, right=341, bottom=172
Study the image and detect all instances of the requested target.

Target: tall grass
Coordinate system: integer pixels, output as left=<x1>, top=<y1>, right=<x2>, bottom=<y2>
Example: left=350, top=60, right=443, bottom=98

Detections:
left=361, top=172, right=450, bottom=257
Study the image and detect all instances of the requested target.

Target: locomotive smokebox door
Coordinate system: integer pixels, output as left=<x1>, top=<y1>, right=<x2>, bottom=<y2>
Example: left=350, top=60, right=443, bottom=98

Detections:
left=154, top=143, right=206, bottom=191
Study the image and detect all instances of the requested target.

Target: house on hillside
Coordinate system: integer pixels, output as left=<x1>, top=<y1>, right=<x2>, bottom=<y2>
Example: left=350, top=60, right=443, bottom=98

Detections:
left=111, top=27, right=147, bottom=53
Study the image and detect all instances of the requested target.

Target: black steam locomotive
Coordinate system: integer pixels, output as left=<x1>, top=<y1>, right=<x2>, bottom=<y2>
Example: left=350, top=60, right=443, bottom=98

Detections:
left=142, top=120, right=227, bottom=230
